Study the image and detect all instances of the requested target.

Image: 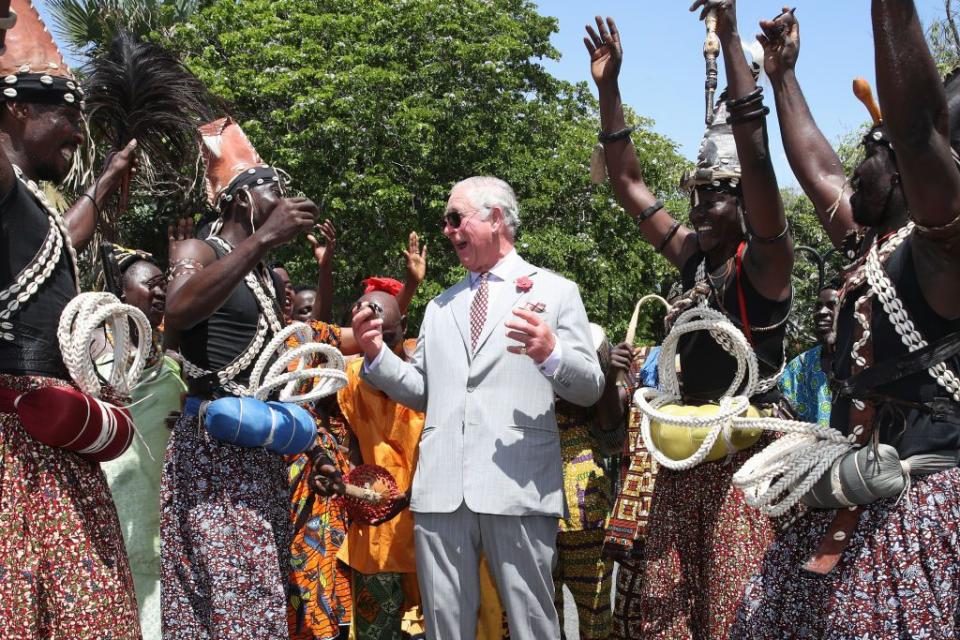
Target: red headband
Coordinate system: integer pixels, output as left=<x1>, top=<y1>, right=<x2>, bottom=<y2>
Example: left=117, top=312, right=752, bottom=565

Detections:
left=362, top=277, right=403, bottom=297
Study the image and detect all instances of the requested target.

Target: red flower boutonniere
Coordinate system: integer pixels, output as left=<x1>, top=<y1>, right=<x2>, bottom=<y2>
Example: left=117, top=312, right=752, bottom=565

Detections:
left=515, top=276, right=534, bottom=292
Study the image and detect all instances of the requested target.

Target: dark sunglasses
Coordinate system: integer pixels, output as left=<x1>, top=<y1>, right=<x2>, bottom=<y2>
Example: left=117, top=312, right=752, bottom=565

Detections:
left=439, top=210, right=479, bottom=231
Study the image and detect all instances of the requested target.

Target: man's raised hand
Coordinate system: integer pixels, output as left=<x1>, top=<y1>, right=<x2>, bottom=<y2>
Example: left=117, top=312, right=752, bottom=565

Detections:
left=402, top=231, right=427, bottom=284
left=352, top=301, right=384, bottom=361
left=256, top=197, right=318, bottom=249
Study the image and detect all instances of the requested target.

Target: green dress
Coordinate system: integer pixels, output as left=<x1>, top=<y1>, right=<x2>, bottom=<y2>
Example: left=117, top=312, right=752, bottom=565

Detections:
left=101, top=355, right=185, bottom=640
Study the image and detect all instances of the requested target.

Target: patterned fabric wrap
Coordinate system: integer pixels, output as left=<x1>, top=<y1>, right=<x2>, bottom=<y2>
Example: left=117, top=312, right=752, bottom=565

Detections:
left=635, top=432, right=777, bottom=639
left=0, top=374, right=141, bottom=639
left=557, top=401, right=613, bottom=533
left=779, top=345, right=832, bottom=427
left=554, top=528, right=613, bottom=640
left=603, top=359, right=659, bottom=559
left=352, top=571, right=408, bottom=640
left=732, top=467, right=960, bottom=639
left=287, top=426, right=353, bottom=639
left=160, top=413, right=292, bottom=639
left=611, top=557, right=645, bottom=640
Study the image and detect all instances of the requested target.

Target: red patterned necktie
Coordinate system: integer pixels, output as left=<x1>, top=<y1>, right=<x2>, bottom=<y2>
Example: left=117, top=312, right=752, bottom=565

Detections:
left=470, top=272, right=489, bottom=352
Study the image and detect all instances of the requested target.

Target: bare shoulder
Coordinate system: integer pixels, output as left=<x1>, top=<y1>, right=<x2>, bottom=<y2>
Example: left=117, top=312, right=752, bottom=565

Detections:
left=170, top=238, right=217, bottom=265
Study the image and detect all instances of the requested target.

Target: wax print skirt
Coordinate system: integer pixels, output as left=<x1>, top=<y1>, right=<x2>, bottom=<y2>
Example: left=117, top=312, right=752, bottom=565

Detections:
left=636, top=434, right=777, bottom=639
left=160, top=411, right=291, bottom=639
left=0, top=373, right=141, bottom=639
left=732, top=467, right=960, bottom=639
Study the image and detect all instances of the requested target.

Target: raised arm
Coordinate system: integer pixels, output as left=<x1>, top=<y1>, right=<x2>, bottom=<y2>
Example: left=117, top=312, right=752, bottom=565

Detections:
left=396, top=231, right=427, bottom=316
left=307, top=219, right=336, bottom=322
left=63, top=140, right=139, bottom=252
left=584, top=17, right=696, bottom=269
left=760, top=8, right=857, bottom=249
left=871, top=0, right=960, bottom=229
left=164, top=197, right=316, bottom=330
left=693, top=0, right=793, bottom=301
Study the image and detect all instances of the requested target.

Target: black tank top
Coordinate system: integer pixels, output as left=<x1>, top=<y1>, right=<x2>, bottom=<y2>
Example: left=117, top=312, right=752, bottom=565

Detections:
left=178, top=239, right=284, bottom=392
left=0, top=179, right=77, bottom=378
left=677, top=249, right=791, bottom=403
left=831, top=239, right=960, bottom=458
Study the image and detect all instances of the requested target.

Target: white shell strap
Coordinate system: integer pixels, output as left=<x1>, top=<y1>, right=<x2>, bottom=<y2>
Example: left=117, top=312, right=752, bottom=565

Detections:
left=0, top=166, right=81, bottom=341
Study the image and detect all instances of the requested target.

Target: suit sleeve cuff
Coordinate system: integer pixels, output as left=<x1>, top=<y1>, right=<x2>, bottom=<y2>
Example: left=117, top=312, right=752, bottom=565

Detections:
left=362, top=344, right=386, bottom=374
left=537, top=341, right=562, bottom=378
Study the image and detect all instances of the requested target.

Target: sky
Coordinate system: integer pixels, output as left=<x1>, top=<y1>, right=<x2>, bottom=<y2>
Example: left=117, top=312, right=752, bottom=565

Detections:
left=34, top=0, right=949, bottom=187
left=534, top=0, right=947, bottom=187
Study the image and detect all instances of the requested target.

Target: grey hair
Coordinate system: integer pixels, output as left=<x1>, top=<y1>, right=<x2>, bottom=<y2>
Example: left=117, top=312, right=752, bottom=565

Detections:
left=455, top=176, right=520, bottom=238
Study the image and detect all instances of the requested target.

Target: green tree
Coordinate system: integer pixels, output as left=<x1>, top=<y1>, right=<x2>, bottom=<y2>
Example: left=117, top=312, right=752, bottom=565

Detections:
left=168, top=0, right=689, bottom=341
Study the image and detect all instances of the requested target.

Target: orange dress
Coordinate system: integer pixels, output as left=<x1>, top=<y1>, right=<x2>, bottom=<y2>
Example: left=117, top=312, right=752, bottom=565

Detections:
left=336, top=357, right=421, bottom=574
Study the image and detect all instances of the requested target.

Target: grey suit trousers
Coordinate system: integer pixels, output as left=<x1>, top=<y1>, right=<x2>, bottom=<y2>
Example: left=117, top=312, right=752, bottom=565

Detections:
left=414, top=503, right=560, bottom=640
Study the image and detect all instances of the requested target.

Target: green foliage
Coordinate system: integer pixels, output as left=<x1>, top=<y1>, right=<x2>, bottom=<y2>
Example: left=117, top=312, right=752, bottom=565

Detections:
left=47, top=0, right=208, bottom=55
left=166, top=0, right=689, bottom=342
left=927, top=5, right=960, bottom=77
left=781, top=188, right=838, bottom=358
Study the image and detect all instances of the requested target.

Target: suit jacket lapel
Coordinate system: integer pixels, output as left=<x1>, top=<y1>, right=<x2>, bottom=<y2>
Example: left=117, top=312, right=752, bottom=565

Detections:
left=448, top=276, right=472, bottom=355
left=473, top=258, right=538, bottom=356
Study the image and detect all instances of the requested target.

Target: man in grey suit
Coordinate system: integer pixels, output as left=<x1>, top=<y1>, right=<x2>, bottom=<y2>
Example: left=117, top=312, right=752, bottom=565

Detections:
left=351, top=176, right=604, bottom=639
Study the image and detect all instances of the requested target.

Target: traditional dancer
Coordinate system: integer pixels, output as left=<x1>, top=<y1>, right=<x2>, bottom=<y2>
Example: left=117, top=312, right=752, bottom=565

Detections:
left=585, top=2, right=793, bottom=635
left=160, top=116, right=318, bottom=639
left=0, top=1, right=142, bottom=636
left=731, top=1, right=960, bottom=636
left=97, top=244, right=186, bottom=640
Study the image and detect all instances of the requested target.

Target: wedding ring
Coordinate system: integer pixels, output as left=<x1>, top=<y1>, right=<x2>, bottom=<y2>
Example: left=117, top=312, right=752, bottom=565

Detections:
left=520, top=345, right=527, bottom=356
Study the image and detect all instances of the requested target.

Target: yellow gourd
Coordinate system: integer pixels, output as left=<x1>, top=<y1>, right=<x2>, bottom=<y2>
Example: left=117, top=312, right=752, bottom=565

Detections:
left=649, top=404, right=763, bottom=463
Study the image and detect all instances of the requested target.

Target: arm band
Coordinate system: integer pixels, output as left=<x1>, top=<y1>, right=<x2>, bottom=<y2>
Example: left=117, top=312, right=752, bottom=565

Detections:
left=656, top=221, right=682, bottom=254
left=635, top=199, right=664, bottom=225
left=598, top=126, right=636, bottom=143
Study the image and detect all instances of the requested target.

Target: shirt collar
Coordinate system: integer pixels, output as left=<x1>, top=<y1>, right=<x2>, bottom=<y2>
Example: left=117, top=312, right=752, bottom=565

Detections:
left=470, top=249, right=519, bottom=285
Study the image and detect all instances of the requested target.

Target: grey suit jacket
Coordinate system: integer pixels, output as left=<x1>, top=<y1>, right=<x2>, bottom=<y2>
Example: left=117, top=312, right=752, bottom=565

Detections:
left=363, top=255, right=604, bottom=517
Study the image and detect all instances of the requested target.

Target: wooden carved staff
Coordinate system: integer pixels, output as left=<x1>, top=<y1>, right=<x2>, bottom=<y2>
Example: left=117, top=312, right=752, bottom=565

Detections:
left=704, top=9, right=720, bottom=125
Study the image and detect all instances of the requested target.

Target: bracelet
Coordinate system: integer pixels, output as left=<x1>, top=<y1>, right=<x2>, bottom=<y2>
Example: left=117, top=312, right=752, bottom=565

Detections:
left=81, top=193, right=101, bottom=218
left=912, top=211, right=960, bottom=237
left=727, top=106, right=770, bottom=125
left=725, top=87, right=763, bottom=109
left=635, top=199, right=664, bottom=225
left=749, top=220, right=790, bottom=244
left=598, top=126, right=636, bottom=143
left=656, top=221, right=682, bottom=253
left=166, top=258, right=204, bottom=281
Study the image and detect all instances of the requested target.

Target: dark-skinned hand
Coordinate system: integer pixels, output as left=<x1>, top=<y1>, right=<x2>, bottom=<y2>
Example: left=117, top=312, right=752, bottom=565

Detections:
left=583, top=16, right=622, bottom=88
left=402, top=231, right=427, bottom=284
left=758, top=7, right=799, bottom=78
left=99, top=139, right=140, bottom=196
left=255, top=196, right=319, bottom=249
left=690, top=0, right=738, bottom=35
left=610, top=342, right=635, bottom=375
left=307, top=219, right=337, bottom=269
